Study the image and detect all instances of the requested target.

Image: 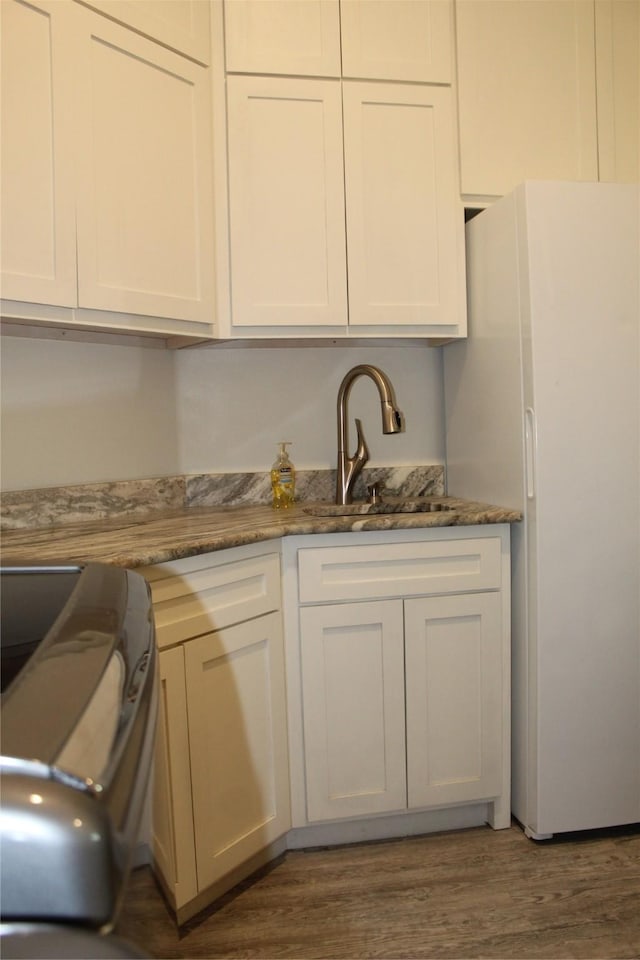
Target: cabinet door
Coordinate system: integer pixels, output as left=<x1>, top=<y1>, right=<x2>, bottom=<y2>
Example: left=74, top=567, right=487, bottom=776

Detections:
left=0, top=0, right=77, bottom=306
left=226, top=76, right=347, bottom=328
left=74, top=9, right=215, bottom=324
left=343, top=82, right=465, bottom=332
left=341, top=0, right=452, bottom=83
left=404, top=593, right=503, bottom=809
left=300, top=600, right=406, bottom=821
left=456, top=0, right=598, bottom=199
left=224, top=0, right=341, bottom=76
left=185, top=613, right=290, bottom=892
left=595, top=0, right=640, bottom=183
left=152, top=646, right=198, bottom=909
left=74, top=0, right=211, bottom=64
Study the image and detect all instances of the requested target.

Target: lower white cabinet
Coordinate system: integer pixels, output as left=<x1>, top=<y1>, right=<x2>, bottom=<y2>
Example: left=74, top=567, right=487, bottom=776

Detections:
left=284, top=527, right=511, bottom=831
left=145, top=526, right=511, bottom=919
left=142, top=545, right=291, bottom=922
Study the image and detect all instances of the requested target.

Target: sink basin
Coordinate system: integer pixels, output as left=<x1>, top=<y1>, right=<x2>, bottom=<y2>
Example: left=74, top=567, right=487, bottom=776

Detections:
left=302, top=498, right=456, bottom=517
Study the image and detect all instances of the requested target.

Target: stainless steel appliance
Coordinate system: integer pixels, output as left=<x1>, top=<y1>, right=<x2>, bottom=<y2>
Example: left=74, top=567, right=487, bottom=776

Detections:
left=0, top=562, right=157, bottom=957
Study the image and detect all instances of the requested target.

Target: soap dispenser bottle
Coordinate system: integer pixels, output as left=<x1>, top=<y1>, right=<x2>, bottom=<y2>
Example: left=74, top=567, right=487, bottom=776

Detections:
left=271, top=442, right=295, bottom=509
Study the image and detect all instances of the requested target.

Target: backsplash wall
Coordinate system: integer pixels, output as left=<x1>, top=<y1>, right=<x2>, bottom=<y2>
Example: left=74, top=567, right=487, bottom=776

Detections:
left=0, top=336, right=445, bottom=491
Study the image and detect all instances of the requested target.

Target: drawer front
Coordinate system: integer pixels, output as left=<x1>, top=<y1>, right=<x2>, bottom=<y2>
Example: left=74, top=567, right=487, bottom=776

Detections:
left=146, top=553, right=281, bottom=648
left=298, top=537, right=501, bottom=603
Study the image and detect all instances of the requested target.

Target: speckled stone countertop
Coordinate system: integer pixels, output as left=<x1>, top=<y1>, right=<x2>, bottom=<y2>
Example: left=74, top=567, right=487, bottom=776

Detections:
left=0, top=497, right=522, bottom=569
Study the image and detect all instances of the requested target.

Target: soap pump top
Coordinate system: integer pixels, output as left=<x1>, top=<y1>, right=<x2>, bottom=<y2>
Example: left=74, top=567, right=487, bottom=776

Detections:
left=274, top=441, right=293, bottom=466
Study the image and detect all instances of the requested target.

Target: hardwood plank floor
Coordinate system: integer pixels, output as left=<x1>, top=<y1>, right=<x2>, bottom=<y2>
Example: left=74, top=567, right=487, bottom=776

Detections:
left=116, top=823, right=640, bottom=959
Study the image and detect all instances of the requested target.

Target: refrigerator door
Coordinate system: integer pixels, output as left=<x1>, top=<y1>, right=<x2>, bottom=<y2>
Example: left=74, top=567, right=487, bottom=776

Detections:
left=520, top=181, right=640, bottom=835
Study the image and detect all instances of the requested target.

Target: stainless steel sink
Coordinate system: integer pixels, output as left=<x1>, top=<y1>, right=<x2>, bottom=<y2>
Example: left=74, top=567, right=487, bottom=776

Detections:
left=302, top=498, right=456, bottom=517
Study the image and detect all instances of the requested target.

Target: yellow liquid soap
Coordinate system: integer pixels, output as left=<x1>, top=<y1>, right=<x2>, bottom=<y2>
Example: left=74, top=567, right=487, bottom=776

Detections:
left=271, top=441, right=295, bottom=509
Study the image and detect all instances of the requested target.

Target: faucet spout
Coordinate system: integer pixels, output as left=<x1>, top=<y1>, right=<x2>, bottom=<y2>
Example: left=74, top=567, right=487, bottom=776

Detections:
left=336, top=364, right=405, bottom=505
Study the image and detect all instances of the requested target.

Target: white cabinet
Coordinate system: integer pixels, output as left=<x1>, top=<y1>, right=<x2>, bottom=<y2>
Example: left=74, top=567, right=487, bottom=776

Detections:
left=285, top=528, right=511, bottom=830
left=456, top=0, right=598, bottom=200
left=455, top=0, right=639, bottom=201
left=224, top=0, right=452, bottom=83
left=1, top=0, right=215, bottom=340
left=142, top=546, right=290, bottom=923
left=0, top=0, right=77, bottom=308
left=340, top=0, right=452, bottom=83
left=217, top=0, right=465, bottom=340
left=224, top=0, right=341, bottom=76
left=73, top=0, right=211, bottom=64
left=226, top=76, right=462, bottom=333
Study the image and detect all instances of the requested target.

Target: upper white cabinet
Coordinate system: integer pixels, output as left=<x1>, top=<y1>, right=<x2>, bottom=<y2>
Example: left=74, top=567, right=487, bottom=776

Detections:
left=1, top=0, right=77, bottom=308
left=74, top=11, right=214, bottom=324
left=340, top=0, right=452, bottom=82
left=74, top=0, right=211, bottom=64
left=455, top=0, right=598, bottom=200
left=1, top=0, right=215, bottom=339
left=224, top=0, right=452, bottom=82
left=218, top=0, right=466, bottom=340
left=455, top=0, right=639, bottom=201
left=224, top=0, right=341, bottom=76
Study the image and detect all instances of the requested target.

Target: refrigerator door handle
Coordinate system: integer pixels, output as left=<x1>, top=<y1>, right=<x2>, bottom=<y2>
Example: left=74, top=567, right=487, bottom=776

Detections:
left=524, top=407, right=536, bottom=499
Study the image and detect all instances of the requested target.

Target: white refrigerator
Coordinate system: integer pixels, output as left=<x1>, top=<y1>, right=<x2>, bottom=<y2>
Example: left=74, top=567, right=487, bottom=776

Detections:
left=444, top=181, right=640, bottom=839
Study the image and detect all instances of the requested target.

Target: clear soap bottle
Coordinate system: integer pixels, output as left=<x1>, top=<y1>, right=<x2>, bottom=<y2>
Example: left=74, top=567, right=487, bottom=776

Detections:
left=271, top=442, right=295, bottom=509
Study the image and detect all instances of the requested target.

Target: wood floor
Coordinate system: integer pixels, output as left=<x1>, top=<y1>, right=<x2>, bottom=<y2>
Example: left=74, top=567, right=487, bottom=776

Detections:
left=116, top=823, right=640, bottom=959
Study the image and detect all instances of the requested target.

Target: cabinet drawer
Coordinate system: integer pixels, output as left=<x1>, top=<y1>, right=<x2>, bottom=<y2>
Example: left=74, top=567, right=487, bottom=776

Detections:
left=146, top=553, right=281, bottom=649
left=297, top=538, right=501, bottom=603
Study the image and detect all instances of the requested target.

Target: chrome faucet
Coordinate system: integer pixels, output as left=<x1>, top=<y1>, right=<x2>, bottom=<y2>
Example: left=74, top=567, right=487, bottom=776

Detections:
left=336, top=364, right=405, bottom=505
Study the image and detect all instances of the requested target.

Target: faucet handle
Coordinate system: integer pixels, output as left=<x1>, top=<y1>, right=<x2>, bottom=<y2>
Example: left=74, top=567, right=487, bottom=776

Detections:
left=367, top=480, right=386, bottom=505
left=354, top=418, right=370, bottom=463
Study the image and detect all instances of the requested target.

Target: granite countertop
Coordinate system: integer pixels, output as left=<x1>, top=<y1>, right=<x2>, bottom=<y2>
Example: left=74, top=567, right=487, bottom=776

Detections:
left=0, top=496, right=522, bottom=569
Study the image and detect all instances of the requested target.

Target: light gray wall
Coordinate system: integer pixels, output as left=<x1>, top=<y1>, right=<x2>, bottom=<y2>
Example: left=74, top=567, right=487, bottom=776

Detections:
left=0, top=336, right=445, bottom=491
left=176, top=343, right=445, bottom=473
left=0, top=337, right=180, bottom=490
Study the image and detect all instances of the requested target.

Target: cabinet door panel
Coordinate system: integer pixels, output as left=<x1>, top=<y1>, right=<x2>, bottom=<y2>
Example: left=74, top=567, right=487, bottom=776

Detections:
left=75, top=0, right=211, bottom=64
left=75, top=11, right=214, bottom=323
left=300, top=600, right=406, bottom=821
left=0, top=0, right=77, bottom=306
left=456, top=0, right=598, bottom=198
left=152, top=646, right=198, bottom=909
left=185, top=613, right=290, bottom=892
left=343, top=82, right=464, bottom=329
left=341, top=0, right=452, bottom=83
left=224, top=0, right=341, bottom=76
left=226, top=76, right=347, bottom=327
left=405, top=593, right=503, bottom=808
